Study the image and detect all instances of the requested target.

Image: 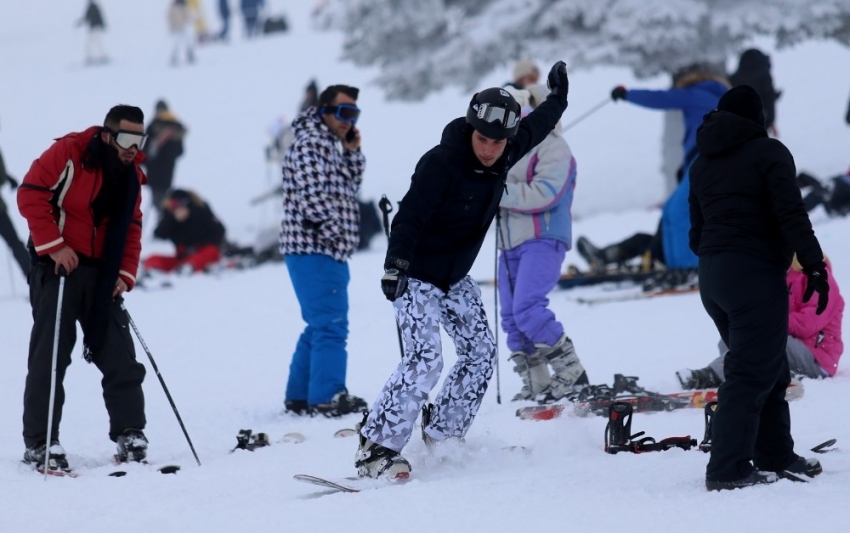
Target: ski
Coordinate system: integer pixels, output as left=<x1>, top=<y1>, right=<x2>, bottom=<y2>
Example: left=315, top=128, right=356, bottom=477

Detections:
left=517, top=378, right=804, bottom=421
left=109, top=464, right=181, bottom=477
left=571, top=286, right=698, bottom=305
left=34, top=466, right=78, bottom=478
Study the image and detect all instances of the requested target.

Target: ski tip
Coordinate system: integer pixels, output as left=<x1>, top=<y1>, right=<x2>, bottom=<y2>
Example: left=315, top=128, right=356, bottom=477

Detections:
left=811, top=438, right=837, bottom=454
left=281, top=432, right=306, bottom=444
left=37, top=467, right=78, bottom=478
left=334, top=428, right=358, bottom=438
left=158, top=465, right=181, bottom=474
left=109, top=471, right=127, bottom=477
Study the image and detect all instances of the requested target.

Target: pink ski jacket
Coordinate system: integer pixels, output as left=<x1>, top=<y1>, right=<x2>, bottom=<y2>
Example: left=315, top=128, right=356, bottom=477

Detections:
left=787, top=265, right=844, bottom=376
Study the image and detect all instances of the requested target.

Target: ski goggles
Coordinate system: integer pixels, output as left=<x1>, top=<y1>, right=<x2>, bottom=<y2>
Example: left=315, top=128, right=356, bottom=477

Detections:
left=475, top=103, right=519, bottom=129
left=319, top=104, right=361, bottom=124
left=105, top=128, right=148, bottom=150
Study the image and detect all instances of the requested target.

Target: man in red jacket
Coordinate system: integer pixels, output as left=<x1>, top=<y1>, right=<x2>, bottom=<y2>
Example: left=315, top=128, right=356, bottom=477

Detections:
left=17, top=105, right=150, bottom=474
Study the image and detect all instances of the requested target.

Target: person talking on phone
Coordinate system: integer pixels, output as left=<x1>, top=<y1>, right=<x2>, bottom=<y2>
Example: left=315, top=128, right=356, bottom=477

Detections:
left=278, top=84, right=368, bottom=418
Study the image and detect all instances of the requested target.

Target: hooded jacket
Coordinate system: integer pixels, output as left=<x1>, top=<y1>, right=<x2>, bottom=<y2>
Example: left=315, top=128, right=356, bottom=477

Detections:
left=279, top=109, right=365, bottom=262
left=787, top=265, right=844, bottom=376
left=688, top=111, right=822, bottom=270
left=386, top=94, right=567, bottom=292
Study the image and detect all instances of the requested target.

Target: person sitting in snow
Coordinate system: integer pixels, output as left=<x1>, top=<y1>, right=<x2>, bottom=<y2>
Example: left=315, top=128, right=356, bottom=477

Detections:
left=677, top=254, right=844, bottom=390
left=580, top=66, right=730, bottom=283
left=143, top=188, right=225, bottom=274
left=797, top=170, right=850, bottom=218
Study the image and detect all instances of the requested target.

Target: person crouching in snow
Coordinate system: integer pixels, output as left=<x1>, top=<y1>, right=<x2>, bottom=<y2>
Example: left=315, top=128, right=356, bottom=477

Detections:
left=677, top=254, right=844, bottom=389
left=143, top=189, right=225, bottom=274
left=354, top=61, right=571, bottom=480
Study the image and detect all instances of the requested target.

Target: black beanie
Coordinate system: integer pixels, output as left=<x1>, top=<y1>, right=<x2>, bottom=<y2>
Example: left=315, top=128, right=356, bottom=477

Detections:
left=717, top=85, right=765, bottom=127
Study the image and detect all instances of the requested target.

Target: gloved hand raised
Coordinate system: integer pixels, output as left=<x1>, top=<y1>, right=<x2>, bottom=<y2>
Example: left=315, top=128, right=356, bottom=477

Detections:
left=611, top=86, right=627, bottom=101
left=381, top=258, right=410, bottom=302
left=546, top=61, right=569, bottom=104
left=802, top=261, right=830, bottom=315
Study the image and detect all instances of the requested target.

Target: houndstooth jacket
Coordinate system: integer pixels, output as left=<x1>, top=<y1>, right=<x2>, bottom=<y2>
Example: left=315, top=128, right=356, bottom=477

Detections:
left=279, top=109, right=365, bottom=262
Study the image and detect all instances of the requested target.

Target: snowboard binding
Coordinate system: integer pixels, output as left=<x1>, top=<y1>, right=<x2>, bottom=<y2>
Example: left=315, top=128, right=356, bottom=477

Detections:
left=604, top=401, right=697, bottom=454
left=232, top=429, right=271, bottom=452
left=698, top=401, right=717, bottom=453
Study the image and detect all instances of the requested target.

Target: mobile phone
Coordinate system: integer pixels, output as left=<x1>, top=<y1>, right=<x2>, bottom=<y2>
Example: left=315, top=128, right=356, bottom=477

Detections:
left=345, top=128, right=356, bottom=143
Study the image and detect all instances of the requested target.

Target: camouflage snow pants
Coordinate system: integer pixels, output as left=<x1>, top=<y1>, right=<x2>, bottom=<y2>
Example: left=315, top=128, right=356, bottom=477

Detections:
left=361, top=276, right=497, bottom=452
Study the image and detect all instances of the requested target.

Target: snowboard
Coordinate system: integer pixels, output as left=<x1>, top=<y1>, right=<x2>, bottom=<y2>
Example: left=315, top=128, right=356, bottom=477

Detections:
left=293, top=474, right=363, bottom=493
left=517, top=378, right=805, bottom=421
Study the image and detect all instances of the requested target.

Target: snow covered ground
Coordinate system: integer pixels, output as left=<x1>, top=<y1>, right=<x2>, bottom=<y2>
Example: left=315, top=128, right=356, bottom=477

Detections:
left=0, top=1, right=849, bottom=532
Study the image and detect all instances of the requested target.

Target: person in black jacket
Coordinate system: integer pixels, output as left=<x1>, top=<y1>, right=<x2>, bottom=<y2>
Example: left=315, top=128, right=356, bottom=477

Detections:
left=729, top=49, right=781, bottom=136
left=77, top=0, right=108, bottom=65
left=143, top=100, right=187, bottom=217
left=689, top=85, right=829, bottom=491
left=142, top=189, right=225, bottom=274
left=352, top=62, right=570, bottom=480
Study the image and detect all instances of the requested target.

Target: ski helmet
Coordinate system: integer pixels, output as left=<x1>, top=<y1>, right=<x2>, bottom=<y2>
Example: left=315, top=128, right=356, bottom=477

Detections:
left=466, top=88, right=522, bottom=140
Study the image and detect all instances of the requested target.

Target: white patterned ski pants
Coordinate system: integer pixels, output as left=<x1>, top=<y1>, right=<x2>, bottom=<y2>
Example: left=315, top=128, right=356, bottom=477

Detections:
left=361, top=276, right=497, bottom=452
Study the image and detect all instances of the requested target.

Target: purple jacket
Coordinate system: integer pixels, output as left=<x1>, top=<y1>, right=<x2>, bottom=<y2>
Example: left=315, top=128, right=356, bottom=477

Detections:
left=788, top=266, right=844, bottom=376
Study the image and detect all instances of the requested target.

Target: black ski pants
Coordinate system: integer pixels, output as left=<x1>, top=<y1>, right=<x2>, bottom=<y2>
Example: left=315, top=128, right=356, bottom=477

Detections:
left=698, top=252, right=796, bottom=482
left=22, top=263, right=146, bottom=448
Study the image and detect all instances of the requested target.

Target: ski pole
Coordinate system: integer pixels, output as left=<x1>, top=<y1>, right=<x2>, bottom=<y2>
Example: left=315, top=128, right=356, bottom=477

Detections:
left=378, top=195, right=405, bottom=360
left=492, top=221, right=502, bottom=405
left=562, top=97, right=611, bottom=132
left=43, top=266, right=67, bottom=480
left=119, top=300, right=202, bottom=466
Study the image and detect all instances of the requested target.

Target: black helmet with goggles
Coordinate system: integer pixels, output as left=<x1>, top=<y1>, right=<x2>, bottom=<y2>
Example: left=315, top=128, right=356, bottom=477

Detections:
left=466, top=88, right=521, bottom=140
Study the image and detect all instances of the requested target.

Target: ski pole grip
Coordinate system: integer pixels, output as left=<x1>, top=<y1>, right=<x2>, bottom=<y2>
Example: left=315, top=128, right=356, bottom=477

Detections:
left=58, top=265, right=68, bottom=277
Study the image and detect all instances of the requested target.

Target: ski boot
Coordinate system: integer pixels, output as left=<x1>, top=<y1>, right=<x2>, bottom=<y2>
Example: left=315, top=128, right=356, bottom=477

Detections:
left=509, top=351, right=551, bottom=401
left=313, top=390, right=368, bottom=418
left=115, top=429, right=148, bottom=463
left=534, top=334, right=589, bottom=404
left=23, top=441, right=71, bottom=474
left=676, top=367, right=721, bottom=390
left=354, top=412, right=411, bottom=480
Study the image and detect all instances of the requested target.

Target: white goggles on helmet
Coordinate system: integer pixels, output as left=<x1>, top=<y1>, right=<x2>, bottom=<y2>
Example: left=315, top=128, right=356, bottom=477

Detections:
left=476, top=103, right=519, bottom=129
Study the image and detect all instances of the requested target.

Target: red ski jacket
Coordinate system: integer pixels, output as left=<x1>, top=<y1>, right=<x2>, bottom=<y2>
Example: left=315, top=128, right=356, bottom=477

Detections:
left=17, top=126, right=146, bottom=289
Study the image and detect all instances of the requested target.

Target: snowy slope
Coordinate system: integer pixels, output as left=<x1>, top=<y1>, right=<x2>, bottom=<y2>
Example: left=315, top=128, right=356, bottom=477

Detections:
left=1, top=2, right=849, bottom=532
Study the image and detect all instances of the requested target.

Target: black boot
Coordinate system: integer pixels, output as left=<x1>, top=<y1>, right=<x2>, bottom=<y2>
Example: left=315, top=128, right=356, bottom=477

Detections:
left=676, top=367, right=721, bottom=390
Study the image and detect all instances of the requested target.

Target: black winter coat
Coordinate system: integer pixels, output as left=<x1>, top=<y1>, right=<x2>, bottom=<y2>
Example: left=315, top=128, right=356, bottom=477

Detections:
left=144, top=115, right=186, bottom=191
left=153, top=202, right=225, bottom=253
left=386, top=94, right=567, bottom=291
left=729, top=50, right=780, bottom=129
left=689, top=111, right=822, bottom=271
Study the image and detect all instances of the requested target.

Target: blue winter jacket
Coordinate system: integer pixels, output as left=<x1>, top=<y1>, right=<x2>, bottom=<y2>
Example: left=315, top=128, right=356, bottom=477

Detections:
left=626, top=80, right=728, bottom=161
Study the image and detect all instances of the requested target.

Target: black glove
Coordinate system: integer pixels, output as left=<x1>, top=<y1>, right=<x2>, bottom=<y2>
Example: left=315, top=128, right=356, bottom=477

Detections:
left=611, top=86, right=627, bottom=101
left=381, top=258, right=410, bottom=302
left=546, top=61, right=569, bottom=103
left=802, top=261, right=830, bottom=315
